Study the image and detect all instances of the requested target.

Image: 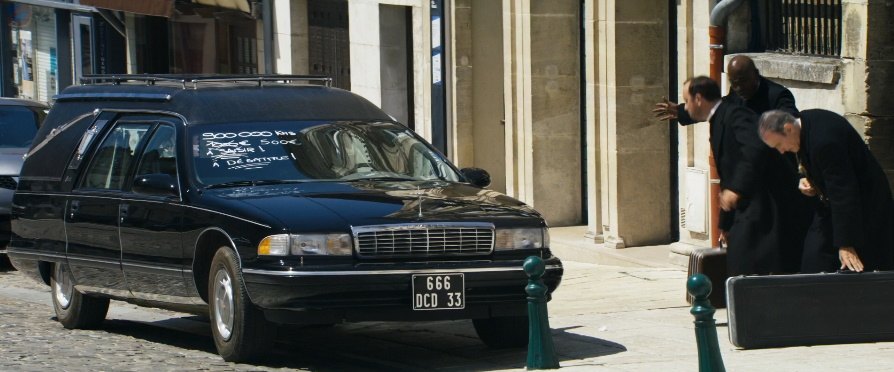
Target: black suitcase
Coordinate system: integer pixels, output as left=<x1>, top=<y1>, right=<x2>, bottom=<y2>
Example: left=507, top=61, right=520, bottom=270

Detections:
left=727, top=271, right=894, bottom=349
left=686, top=247, right=728, bottom=309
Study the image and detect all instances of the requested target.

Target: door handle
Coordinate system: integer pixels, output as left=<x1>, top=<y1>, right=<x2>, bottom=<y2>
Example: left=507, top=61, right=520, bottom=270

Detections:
left=119, top=204, right=129, bottom=223
left=69, top=200, right=79, bottom=220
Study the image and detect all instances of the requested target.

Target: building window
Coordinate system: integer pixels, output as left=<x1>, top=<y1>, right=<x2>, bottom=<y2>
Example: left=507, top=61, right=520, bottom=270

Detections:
left=766, top=0, right=841, bottom=56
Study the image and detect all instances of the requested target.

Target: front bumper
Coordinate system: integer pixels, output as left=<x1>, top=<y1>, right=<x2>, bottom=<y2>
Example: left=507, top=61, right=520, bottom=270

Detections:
left=242, top=257, right=563, bottom=325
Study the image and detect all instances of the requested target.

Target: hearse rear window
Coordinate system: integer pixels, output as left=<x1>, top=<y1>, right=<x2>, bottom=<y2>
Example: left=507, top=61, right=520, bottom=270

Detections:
left=190, top=121, right=460, bottom=186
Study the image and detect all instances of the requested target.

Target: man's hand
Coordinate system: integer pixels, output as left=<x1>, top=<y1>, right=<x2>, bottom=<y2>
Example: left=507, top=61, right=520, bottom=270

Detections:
left=652, top=96, right=680, bottom=121
left=719, top=189, right=740, bottom=211
left=798, top=177, right=817, bottom=197
left=718, top=230, right=728, bottom=248
left=839, top=246, right=864, bottom=272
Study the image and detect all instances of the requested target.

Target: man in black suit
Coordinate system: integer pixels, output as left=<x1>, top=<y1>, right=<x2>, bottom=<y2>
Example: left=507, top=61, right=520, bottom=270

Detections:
left=758, top=109, right=894, bottom=273
left=682, top=76, right=800, bottom=275
left=654, top=55, right=798, bottom=122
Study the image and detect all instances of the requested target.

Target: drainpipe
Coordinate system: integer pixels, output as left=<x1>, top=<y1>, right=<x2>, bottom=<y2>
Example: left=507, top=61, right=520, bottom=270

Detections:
left=707, top=0, right=746, bottom=246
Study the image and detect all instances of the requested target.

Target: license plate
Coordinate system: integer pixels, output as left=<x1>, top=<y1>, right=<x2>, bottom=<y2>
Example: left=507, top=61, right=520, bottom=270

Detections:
left=412, top=273, right=465, bottom=310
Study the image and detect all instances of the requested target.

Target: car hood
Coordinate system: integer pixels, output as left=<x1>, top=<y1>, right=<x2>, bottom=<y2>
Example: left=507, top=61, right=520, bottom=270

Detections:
left=205, top=180, right=543, bottom=230
left=0, top=148, right=26, bottom=175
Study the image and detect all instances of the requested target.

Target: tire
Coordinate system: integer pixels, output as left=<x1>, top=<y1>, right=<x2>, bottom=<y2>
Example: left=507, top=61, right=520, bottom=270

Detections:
left=0, top=253, right=13, bottom=271
left=51, top=262, right=109, bottom=329
left=473, top=315, right=529, bottom=349
left=208, top=247, right=274, bottom=362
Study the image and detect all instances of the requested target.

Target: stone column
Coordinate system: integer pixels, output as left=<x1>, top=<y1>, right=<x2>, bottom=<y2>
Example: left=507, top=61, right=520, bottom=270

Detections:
left=528, top=0, right=582, bottom=226
left=597, top=0, right=671, bottom=248
left=273, top=0, right=308, bottom=74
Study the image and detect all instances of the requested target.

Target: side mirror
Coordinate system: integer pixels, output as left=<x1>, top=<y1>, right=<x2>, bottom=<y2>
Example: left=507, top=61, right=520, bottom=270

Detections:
left=461, top=167, right=491, bottom=188
left=132, top=174, right=179, bottom=197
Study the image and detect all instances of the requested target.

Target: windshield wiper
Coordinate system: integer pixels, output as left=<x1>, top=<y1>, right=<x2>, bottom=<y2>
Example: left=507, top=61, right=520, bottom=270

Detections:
left=204, top=179, right=309, bottom=189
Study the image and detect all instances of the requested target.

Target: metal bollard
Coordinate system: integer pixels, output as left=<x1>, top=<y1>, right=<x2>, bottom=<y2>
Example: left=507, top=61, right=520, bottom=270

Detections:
left=524, top=256, right=560, bottom=370
left=687, top=274, right=726, bottom=372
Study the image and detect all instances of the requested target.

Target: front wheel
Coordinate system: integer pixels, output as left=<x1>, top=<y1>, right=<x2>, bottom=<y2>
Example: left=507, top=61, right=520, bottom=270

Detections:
left=473, top=315, right=529, bottom=348
left=51, top=262, right=109, bottom=329
left=208, top=247, right=274, bottom=362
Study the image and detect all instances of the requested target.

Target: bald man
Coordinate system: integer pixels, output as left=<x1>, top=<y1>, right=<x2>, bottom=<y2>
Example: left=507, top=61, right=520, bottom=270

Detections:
left=654, top=55, right=798, bottom=123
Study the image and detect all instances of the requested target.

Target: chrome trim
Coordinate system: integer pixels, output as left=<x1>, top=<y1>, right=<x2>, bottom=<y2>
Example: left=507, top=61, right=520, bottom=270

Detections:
left=92, top=109, right=188, bottom=125
left=5, top=249, right=66, bottom=260
left=242, top=264, right=562, bottom=277
left=351, top=222, right=495, bottom=258
left=121, top=261, right=183, bottom=273
left=353, top=222, right=495, bottom=233
left=181, top=205, right=270, bottom=228
left=26, top=112, right=96, bottom=158
left=190, top=228, right=248, bottom=301
left=55, top=93, right=172, bottom=102
left=10, top=192, right=270, bottom=228
left=66, top=255, right=119, bottom=267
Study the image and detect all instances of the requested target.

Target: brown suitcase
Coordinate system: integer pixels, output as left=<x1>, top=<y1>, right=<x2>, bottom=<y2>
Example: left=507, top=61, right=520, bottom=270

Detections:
left=686, top=247, right=728, bottom=308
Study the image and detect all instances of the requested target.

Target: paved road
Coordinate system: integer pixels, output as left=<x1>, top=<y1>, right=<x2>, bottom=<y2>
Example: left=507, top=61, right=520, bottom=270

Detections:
left=5, top=260, right=894, bottom=371
left=0, top=268, right=549, bottom=371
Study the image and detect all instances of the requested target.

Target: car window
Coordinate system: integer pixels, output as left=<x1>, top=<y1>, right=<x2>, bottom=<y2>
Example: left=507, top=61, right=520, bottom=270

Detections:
left=0, top=106, right=40, bottom=148
left=135, top=125, right=178, bottom=179
left=80, top=123, right=151, bottom=190
left=190, top=121, right=460, bottom=186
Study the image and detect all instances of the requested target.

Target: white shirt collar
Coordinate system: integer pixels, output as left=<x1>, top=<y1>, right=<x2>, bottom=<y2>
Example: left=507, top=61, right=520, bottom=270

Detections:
left=706, top=100, right=722, bottom=122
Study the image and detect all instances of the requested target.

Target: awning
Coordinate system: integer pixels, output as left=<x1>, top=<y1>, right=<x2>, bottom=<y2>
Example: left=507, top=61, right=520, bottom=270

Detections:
left=78, top=0, right=175, bottom=18
left=193, top=0, right=251, bottom=14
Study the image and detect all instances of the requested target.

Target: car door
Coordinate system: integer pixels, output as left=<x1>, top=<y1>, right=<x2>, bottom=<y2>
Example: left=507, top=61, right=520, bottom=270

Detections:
left=119, top=121, right=194, bottom=300
left=66, top=121, right=152, bottom=295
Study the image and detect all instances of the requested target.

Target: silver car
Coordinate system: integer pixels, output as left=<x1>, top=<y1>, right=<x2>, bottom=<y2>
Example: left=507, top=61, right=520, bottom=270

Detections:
left=0, top=98, right=47, bottom=268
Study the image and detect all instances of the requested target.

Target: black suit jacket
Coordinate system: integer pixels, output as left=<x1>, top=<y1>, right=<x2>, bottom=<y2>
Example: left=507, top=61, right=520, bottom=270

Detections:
left=678, top=76, right=798, bottom=125
left=709, top=99, right=803, bottom=274
left=798, top=109, right=894, bottom=270
left=709, top=99, right=768, bottom=230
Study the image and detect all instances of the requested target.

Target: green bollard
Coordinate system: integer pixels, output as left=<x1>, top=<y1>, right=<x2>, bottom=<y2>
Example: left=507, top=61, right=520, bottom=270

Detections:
left=524, top=256, right=560, bottom=370
left=687, top=274, right=726, bottom=372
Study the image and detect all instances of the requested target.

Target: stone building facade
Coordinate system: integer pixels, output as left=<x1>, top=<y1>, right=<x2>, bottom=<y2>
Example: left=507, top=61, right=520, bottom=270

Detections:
left=2, top=0, right=890, bottom=253
left=445, top=0, right=894, bottom=252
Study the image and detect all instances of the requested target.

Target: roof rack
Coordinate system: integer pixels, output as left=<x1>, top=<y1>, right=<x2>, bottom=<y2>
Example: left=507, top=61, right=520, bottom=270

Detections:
left=79, top=74, right=333, bottom=89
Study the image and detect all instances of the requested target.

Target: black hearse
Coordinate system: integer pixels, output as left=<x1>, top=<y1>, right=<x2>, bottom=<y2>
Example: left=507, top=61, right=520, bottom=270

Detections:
left=8, top=75, right=562, bottom=362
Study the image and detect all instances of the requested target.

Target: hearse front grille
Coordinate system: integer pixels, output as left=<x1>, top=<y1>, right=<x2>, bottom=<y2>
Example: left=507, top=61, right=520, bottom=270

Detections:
left=0, top=176, right=17, bottom=190
left=353, top=223, right=495, bottom=258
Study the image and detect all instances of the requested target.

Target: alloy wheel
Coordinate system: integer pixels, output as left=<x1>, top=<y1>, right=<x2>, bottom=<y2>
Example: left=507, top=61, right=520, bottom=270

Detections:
left=212, top=268, right=235, bottom=341
left=53, top=264, right=73, bottom=310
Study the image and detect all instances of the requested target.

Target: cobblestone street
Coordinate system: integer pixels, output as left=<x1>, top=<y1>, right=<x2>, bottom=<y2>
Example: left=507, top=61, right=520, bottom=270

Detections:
left=0, top=269, right=534, bottom=371
left=4, top=260, right=894, bottom=371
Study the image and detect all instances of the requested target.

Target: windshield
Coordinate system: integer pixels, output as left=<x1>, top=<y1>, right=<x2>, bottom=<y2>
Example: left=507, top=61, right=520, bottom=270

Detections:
left=0, top=106, right=41, bottom=148
left=190, top=121, right=461, bottom=186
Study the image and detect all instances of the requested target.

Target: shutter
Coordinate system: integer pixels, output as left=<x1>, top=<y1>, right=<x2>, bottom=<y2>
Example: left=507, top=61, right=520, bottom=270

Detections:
left=34, top=11, right=57, bottom=102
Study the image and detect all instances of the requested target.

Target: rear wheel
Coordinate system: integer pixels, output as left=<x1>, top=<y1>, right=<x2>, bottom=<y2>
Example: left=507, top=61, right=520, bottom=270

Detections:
left=473, top=315, right=529, bottom=348
left=208, top=247, right=274, bottom=362
left=51, top=262, right=109, bottom=329
left=0, top=253, right=12, bottom=271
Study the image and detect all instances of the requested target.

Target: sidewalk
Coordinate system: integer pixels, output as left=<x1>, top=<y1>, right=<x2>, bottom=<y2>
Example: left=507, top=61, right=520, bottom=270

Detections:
left=546, top=226, right=894, bottom=371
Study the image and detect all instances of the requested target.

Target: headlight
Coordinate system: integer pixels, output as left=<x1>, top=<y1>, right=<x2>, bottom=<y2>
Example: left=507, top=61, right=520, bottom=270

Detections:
left=494, top=228, right=548, bottom=250
left=257, top=233, right=353, bottom=256
left=291, top=234, right=352, bottom=256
